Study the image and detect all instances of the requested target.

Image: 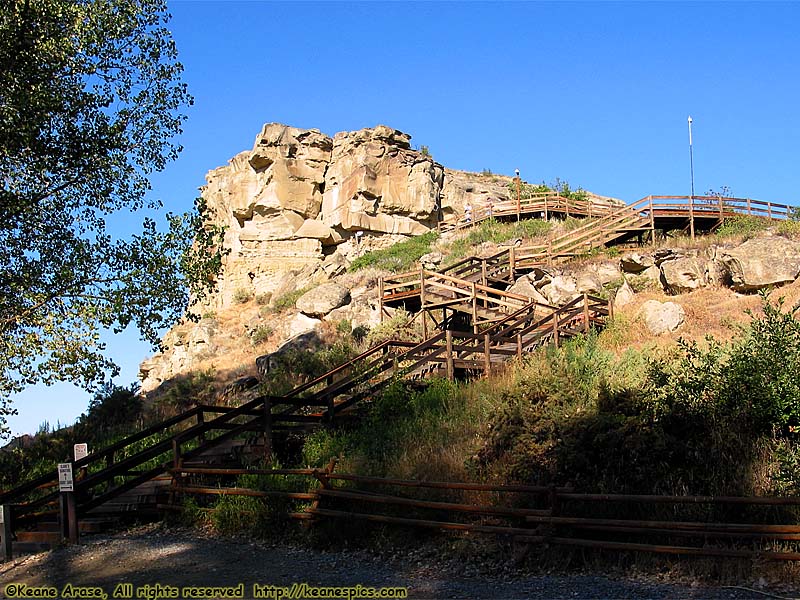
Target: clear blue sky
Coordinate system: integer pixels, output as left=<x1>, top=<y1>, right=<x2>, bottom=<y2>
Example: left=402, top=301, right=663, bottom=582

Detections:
left=9, top=0, right=800, bottom=436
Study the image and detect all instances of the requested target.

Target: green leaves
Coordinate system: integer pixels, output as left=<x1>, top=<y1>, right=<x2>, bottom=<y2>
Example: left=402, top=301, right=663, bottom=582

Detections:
left=0, top=1, right=221, bottom=436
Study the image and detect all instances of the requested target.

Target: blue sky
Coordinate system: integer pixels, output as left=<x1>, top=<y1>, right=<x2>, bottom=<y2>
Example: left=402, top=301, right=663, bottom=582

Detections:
left=9, top=0, right=800, bottom=436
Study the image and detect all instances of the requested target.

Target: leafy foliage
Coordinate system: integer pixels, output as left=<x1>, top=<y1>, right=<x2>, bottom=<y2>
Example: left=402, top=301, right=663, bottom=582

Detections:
left=0, top=0, right=224, bottom=434
left=349, top=231, right=439, bottom=273
left=716, top=215, right=769, bottom=238
left=474, top=294, right=800, bottom=497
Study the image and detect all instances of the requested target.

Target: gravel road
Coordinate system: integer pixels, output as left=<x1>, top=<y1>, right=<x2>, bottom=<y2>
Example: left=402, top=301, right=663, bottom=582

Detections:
left=1, top=525, right=797, bottom=599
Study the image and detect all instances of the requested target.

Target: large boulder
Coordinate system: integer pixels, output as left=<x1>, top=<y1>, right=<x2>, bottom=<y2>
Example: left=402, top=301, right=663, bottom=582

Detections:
left=720, top=237, right=800, bottom=292
left=541, top=275, right=580, bottom=306
left=614, top=281, right=635, bottom=307
left=507, top=276, right=551, bottom=306
left=638, top=300, right=685, bottom=335
left=660, top=256, right=707, bottom=294
left=255, top=329, right=324, bottom=377
left=619, top=253, right=654, bottom=274
left=296, top=283, right=351, bottom=317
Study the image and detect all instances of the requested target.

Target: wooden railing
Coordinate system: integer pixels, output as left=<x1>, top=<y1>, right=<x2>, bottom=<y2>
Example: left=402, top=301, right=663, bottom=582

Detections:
left=438, top=193, right=621, bottom=233
left=166, top=464, right=800, bottom=562
left=647, top=195, right=795, bottom=221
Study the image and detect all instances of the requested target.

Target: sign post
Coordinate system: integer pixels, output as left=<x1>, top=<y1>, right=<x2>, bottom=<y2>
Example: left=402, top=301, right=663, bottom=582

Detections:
left=1, top=504, right=11, bottom=561
left=73, top=443, right=88, bottom=462
left=57, top=463, right=79, bottom=544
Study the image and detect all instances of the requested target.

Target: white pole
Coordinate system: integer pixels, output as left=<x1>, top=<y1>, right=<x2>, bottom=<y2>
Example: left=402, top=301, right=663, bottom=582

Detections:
left=688, top=116, right=695, bottom=239
left=688, top=116, right=695, bottom=200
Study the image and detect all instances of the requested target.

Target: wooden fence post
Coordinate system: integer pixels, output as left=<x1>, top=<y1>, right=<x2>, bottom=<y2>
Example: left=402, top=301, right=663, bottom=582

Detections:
left=649, top=196, right=656, bottom=246
left=484, top=334, right=491, bottom=376
left=445, top=330, right=455, bottom=381
left=1, top=505, right=12, bottom=561
left=551, top=312, right=560, bottom=347
left=471, top=282, right=478, bottom=333
left=583, top=293, right=590, bottom=333
left=264, top=397, right=273, bottom=461
left=378, top=277, right=384, bottom=323
left=516, top=333, right=523, bottom=359
left=196, top=410, right=205, bottom=445
left=59, top=491, right=78, bottom=545
left=105, top=450, right=115, bottom=492
left=172, top=438, right=182, bottom=470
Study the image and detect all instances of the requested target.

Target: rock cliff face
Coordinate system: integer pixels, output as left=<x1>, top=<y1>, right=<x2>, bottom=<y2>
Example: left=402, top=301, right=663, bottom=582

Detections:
left=202, top=123, right=505, bottom=308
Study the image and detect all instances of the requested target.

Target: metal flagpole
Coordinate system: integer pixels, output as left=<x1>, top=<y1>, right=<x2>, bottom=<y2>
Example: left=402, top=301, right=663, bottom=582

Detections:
left=688, top=116, right=695, bottom=240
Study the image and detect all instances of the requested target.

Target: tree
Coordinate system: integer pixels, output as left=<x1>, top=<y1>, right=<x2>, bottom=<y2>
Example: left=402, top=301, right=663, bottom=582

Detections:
left=0, top=0, right=222, bottom=436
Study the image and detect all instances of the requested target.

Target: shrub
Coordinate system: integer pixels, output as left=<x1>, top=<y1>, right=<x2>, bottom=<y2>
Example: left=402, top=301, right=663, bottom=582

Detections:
left=233, top=288, right=252, bottom=304
left=251, top=325, right=273, bottom=346
left=444, top=219, right=551, bottom=263
left=255, top=293, right=272, bottom=306
left=336, top=319, right=352, bottom=336
left=270, top=287, right=311, bottom=312
left=349, top=231, right=439, bottom=273
left=716, top=215, right=769, bottom=238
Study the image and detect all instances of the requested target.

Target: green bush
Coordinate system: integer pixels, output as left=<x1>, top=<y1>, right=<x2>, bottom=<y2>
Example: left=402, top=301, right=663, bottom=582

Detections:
left=251, top=325, right=273, bottom=346
left=349, top=231, right=439, bottom=273
left=270, top=287, right=311, bottom=312
left=444, top=219, right=551, bottom=263
left=474, top=294, right=800, bottom=497
left=716, top=215, right=769, bottom=238
left=233, top=288, right=252, bottom=304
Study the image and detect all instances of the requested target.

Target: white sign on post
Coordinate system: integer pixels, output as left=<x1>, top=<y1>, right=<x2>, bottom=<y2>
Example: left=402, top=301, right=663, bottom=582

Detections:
left=58, top=463, right=74, bottom=492
left=74, top=443, right=88, bottom=461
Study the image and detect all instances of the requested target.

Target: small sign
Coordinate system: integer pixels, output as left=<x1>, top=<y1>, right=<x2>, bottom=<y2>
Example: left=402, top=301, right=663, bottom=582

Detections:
left=74, top=443, right=88, bottom=461
left=58, top=463, right=74, bottom=492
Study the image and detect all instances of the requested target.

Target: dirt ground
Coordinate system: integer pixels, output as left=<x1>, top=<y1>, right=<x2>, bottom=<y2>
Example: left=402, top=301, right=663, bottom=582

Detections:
left=2, top=525, right=798, bottom=599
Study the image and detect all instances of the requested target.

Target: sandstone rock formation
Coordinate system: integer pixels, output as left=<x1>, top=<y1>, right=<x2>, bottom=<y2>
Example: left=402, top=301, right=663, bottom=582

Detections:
left=660, top=256, right=707, bottom=294
left=296, top=283, right=350, bottom=317
left=720, top=236, right=800, bottom=292
left=639, top=300, right=685, bottom=335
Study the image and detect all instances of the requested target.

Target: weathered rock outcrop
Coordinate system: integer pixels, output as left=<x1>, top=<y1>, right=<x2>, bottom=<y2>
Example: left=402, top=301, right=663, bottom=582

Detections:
left=660, top=256, right=707, bottom=294
left=296, top=283, right=350, bottom=317
left=720, top=236, right=800, bottom=292
left=639, top=300, right=685, bottom=335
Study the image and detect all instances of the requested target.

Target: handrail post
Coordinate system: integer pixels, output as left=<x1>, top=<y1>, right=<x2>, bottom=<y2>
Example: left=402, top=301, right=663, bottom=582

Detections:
left=105, top=450, right=115, bottom=493
left=689, top=195, right=695, bottom=240
left=481, top=259, right=487, bottom=287
left=419, top=268, right=425, bottom=309
left=2, top=505, right=12, bottom=561
left=378, top=277, right=385, bottom=323
left=59, top=488, right=78, bottom=545
left=484, top=334, right=491, bottom=376
left=607, top=297, right=614, bottom=320
left=196, top=409, right=205, bottom=445
left=445, top=330, right=454, bottom=381
left=547, top=240, right=553, bottom=267
left=471, top=282, right=478, bottom=334
left=768, top=202, right=773, bottom=219
left=552, top=312, right=560, bottom=347
left=649, top=196, right=655, bottom=246
left=516, top=333, right=523, bottom=359
left=583, top=293, right=590, bottom=333
left=544, top=195, right=549, bottom=221
left=747, top=197, right=752, bottom=215
left=718, top=195, right=723, bottom=222
left=172, top=438, right=182, bottom=470
left=264, top=396, right=273, bottom=460
left=509, top=246, right=516, bottom=276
